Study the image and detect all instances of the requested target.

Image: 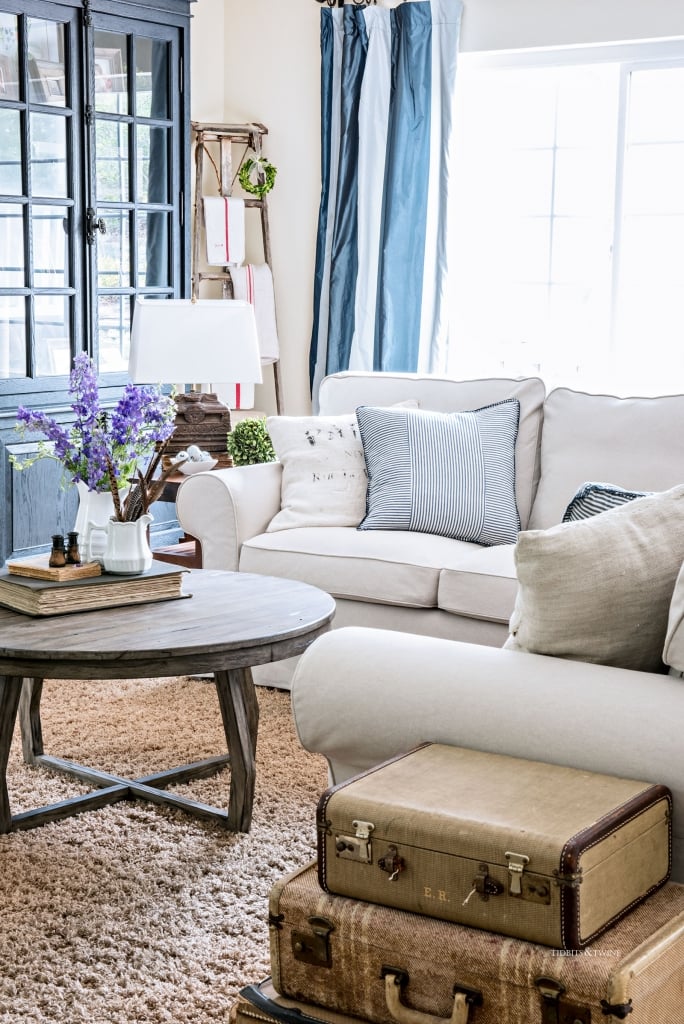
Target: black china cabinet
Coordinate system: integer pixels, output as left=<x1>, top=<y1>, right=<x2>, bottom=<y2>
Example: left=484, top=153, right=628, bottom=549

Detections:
left=0, top=0, right=192, bottom=560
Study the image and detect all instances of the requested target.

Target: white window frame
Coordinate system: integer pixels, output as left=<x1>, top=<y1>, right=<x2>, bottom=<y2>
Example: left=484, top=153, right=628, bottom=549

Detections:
left=450, top=36, right=684, bottom=396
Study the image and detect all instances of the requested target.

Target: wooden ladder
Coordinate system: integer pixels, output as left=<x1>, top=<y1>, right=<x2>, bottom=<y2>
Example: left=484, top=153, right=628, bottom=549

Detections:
left=190, top=120, right=282, bottom=413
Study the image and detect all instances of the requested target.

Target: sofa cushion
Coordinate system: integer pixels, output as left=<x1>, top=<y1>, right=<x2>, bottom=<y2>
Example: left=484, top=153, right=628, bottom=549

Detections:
left=265, top=413, right=368, bottom=531
left=505, top=485, right=684, bottom=672
left=438, top=544, right=518, bottom=624
left=562, top=481, right=649, bottom=522
left=529, top=388, right=684, bottom=530
left=239, top=527, right=482, bottom=608
left=319, top=372, right=545, bottom=530
left=356, top=400, right=521, bottom=545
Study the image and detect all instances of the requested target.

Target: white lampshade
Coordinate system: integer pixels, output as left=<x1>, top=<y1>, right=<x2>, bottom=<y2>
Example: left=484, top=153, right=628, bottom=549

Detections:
left=128, top=298, right=263, bottom=386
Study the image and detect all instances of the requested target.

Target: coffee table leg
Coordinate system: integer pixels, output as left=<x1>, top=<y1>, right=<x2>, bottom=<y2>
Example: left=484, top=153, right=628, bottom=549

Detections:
left=214, top=667, right=259, bottom=832
left=0, top=676, right=23, bottom=832
left=19, top=677, right=44, bottom=765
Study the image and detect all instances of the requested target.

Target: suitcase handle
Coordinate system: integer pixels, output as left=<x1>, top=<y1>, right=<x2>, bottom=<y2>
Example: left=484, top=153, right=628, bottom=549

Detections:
left=382, top=970, right=481, bottom=1024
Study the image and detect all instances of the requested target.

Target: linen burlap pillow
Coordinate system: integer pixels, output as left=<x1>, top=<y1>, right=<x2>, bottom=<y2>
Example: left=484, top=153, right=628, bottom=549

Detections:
left=663, top=562, right=684, bottom=675
left=266, top=413, right=368, bottom=531
left=505, top=484, right=684, bottom=672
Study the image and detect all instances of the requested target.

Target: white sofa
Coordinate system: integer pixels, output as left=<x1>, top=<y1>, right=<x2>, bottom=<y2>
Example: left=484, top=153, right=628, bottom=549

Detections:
left=176, top=372, right=684, bottom=688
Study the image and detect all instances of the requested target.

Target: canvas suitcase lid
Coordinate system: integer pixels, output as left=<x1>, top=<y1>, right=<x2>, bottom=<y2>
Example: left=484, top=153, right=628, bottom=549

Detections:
left=317, top=743, right=671, bottom=879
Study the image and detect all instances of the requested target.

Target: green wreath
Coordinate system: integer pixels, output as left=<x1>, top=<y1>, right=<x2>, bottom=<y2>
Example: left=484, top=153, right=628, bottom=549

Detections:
left=238, top=157, right=278, bottom=198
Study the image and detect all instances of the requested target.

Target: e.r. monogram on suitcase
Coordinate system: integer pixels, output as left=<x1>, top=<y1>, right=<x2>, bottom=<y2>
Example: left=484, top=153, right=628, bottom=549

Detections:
left=316, top=743, right=672, bottom=949
left=268, top=862, right=684, bottom=1024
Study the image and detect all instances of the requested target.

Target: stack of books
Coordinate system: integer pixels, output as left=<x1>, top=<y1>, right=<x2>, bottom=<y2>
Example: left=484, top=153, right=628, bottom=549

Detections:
left=0, top=555, right=190, bottom=616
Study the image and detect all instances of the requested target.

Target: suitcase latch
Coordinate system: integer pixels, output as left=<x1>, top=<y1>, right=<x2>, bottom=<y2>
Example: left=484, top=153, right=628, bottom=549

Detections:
left=335, top=833, right=373, bottom=863
left=535, top=977, right=591, bottom=1024
left=377, top=845, right=405, bottom=881
left=463, top=863, right=504, bottom=904
left=292, top=916, right=335, bottom=968
left=505, top=851, right=530, bottom=895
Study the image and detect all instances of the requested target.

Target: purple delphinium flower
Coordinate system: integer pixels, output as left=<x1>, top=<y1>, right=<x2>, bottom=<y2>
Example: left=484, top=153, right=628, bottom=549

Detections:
left=12, top=354, right=177, bottom=507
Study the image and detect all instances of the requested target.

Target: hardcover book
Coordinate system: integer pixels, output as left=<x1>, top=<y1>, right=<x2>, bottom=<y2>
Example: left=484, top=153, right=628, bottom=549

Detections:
left=0, top=561, right=190, bottom=617
left=6, top=554, right=102, bottom=582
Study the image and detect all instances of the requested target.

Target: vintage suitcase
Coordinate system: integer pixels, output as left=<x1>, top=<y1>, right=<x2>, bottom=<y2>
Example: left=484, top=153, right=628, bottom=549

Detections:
left=269, top=862, right=684, bottom=1024
left=316, top=743, right=672, bottom=948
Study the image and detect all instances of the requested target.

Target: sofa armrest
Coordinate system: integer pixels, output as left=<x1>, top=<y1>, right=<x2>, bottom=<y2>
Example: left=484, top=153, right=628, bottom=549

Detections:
left=175, top=462, right=283, bottom=570
left=291, top=626, right=684, bottom=880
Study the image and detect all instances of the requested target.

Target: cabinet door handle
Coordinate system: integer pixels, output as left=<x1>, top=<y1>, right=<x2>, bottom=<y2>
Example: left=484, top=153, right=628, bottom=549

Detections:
left=86, top=208, right=107, bottom=243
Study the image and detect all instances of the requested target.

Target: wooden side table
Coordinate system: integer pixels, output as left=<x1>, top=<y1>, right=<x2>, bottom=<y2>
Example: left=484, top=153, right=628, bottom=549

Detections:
left=153, top=473, right=202, bottom=568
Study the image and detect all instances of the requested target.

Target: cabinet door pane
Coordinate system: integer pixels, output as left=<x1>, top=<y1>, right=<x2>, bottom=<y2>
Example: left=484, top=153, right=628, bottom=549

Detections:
left=98, top=293, right=129, bottom=373
left=0, top=203, right=24, bottom=286
left=136, top=37, right=168, bottom=118
left=94, top=31, right=128, bottom=115
left=0, top=295, right=25, bottom=378
left=32, top=205, right=68, bottom=288
left=34, top=294, right=70, bottom=376
left=27, top=18, right=66, bottom=107
left=98, top=210, right=130, bottom=288
left=138, top=211, right=170, bottom=287
left=137, top=125, right=168, bottom=203
left=0, top=109, right=22, bottom=194
left=30, top=112, right=67, bottom=197
left=96, top=119, right=129, bottom=202
left=0, top=13, right=19, bottom=100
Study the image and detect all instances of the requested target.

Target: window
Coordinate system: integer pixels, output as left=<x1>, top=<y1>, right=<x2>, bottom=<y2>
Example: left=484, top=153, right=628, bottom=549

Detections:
left=448, top=41, right=684, bottom=396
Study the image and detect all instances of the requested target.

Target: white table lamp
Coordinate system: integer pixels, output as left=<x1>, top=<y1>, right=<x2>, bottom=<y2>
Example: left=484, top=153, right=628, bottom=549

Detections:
left=128, top=297, right=263, bottom=464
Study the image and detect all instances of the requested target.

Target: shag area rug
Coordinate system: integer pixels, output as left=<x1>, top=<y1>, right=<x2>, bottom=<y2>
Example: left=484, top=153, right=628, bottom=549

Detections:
left=0, top=677, right=329, bottom=1024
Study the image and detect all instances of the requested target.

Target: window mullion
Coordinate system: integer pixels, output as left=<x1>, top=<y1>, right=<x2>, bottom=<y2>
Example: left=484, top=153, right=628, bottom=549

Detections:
left=608, top=63, right=630, bottom=361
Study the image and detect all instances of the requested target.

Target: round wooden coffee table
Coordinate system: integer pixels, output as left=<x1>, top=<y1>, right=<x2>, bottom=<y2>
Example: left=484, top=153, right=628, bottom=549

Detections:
left=0, top=569, right=335, bottom=834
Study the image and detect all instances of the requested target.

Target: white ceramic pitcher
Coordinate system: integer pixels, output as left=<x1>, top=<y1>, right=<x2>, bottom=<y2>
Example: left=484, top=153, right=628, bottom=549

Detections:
left=85, top=514, right=153, bottom=574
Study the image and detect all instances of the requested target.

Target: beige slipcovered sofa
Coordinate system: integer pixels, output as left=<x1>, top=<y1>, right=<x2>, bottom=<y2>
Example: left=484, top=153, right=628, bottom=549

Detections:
left=176, top=372, right=684, bottom=688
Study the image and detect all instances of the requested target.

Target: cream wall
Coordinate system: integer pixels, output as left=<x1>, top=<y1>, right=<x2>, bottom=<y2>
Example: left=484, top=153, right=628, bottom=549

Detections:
left=191, top=0, right=320, bottom=415
left=191, top=0, right=684, bottom=415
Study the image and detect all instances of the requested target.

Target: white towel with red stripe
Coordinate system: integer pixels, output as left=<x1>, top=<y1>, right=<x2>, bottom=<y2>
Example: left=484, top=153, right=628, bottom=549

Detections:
left=229, top=263, right=280, bottom=364
left=203, top=196, right=246, bottom=266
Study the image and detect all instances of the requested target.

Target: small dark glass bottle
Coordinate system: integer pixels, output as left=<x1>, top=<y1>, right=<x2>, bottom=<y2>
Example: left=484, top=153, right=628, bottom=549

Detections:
left=66, top=531, right=81, bottom=565
left=49, top=534, right=67, bottom=568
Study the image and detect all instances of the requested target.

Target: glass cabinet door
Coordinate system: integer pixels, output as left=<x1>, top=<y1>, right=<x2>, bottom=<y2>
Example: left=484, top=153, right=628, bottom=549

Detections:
left=88, top=18, right=180, bottom=375
left=0, top=0, right=187, bottom=391
left=0, top=0, right=190, bottom=565
left=0, top=6, right=80, bottom=382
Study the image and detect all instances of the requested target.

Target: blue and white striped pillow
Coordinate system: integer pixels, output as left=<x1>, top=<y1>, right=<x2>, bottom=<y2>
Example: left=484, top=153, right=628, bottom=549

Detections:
left=562, top=482, right=649, bottom=523
left=356, top=399, right=521, bottom=546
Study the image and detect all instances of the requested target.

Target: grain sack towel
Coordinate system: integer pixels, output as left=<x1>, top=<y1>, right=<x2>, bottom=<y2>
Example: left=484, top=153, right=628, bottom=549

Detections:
left=230, top=263, right=280, bottom=364
left=215, top=383, right=255, bottom=411
left=203, top=196, right=246, bottom=266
